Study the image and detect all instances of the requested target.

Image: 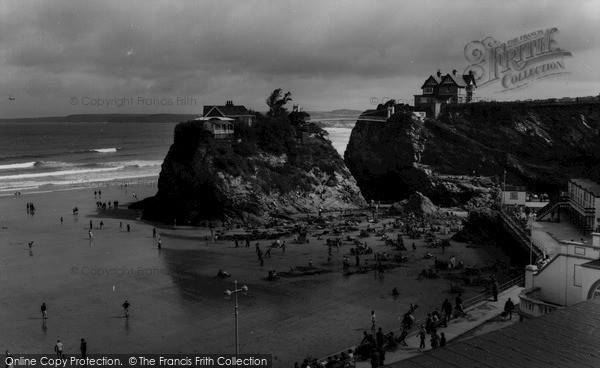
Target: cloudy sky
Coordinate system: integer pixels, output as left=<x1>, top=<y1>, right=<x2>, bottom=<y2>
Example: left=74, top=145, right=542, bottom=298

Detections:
left=1, top=0, right=598, bottom=118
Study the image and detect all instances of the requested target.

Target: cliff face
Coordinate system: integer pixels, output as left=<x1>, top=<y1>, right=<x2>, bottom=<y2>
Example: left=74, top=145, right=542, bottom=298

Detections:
left=344, top=102, right=600, bottom=206
left=141, top=120, right=365, bottom=225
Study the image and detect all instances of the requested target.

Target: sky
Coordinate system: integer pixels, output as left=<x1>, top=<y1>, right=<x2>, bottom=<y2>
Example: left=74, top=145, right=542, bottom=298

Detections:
left=0, top=0, right=599, bottom=118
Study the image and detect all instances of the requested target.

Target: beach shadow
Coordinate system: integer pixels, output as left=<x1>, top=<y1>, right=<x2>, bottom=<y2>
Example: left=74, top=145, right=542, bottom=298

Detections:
left=27, top=317, right=45, bottom=320
left=42, top=320, right=47, bottom=334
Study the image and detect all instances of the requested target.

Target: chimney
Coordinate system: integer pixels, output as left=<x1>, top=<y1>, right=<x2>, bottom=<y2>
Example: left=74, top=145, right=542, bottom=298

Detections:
left=436, top=69, right=441, bottom=77
left=226, top=100, right=233, bottom=106
left=452, top=69, right=457, bottom=76
left=292, top=104, right=299, bottom=112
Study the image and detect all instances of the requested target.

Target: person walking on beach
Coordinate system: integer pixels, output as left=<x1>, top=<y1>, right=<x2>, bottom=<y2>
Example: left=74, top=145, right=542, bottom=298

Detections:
left=439, top=332, right=446, bottom=348
left=153, top=228, right=156, bottom=238
left=89, top=220, right=93, bottom=230
left=157, top=237, right=162, bottom=250
left=122, top=300, right=130, bottom=317
left=60, top=217, right=63, bottom=225
left=88, top=230, right=93, bottom=240
left=80, top=338, right=87, bottom=359
left=418, top=325, right=426, bottom=349
left=100, top=221, right=104, bottom=230
left=370, top=310, right=376, bottom=334
left=126, top=224, right=130, bottom=232
left=28, top=241, right=33, bottom=250
left=54, top=340, right=63, bottom=358
left=265, top=248, right=271, bottom=258
left=41, top=303, right=47, bottom=319
left=282, top=240, right=286, bottom=253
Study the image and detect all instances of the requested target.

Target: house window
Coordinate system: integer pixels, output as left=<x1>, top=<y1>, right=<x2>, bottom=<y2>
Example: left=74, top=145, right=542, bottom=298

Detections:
left=574, top=264, right=582, bottom=287
left=423, top=87, right=433, bottom=94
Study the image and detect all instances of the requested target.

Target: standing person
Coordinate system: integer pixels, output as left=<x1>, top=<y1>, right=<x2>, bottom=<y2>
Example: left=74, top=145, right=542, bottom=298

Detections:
left=60, top=217, right=63, bottom=225
left=41, top=302, right=47, bottom=319
left=89, top=220, right=93, bottom=230
left=122, top=300, right=130, bottom=317
left=126, top=224, right=130, bottom=232
left=442, top=298, right=453, bottom=322
left=504, top=298, right=515, bottom=319
left=418, top=325, right=426, bottom=350
left=439, top=332, right=446, bottom=348
left=370, top=310, right=376, bottom=334
left=153, top=228, right=156, bottom=238
left=80, top=339, right=87, bottom=359
left=157, top=237, right=162, bottom=250
left=54, top=340, right=63, bottom=358
left=100, top=221, right=104, bottom=230
left=430, top=331, right=440, bottom=349
left=88, top=230, right=93, bottom=240
left=376, top=327, right=384, bottom=348
left=491, top=276, right=499, bottom=302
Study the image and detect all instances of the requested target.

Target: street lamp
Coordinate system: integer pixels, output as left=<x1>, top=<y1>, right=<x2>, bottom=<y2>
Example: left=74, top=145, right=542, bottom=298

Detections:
left=224, top=281, right=248, bottom=357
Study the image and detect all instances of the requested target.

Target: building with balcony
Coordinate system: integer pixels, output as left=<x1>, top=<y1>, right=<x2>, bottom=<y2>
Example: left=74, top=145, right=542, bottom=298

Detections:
left=567, top=178, right=600, bottom=233
left=196, top=100, right=255, bottom=139
left=518, top=232, right=600, bottom=320
left=413, top=69, right=476, bottom=118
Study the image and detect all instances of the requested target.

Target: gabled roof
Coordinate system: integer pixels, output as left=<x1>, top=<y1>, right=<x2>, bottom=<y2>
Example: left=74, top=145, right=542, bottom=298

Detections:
left=203, top=105, right=253, bottom=117
left=421, top=72, right=477, bottom=89
left=421, top=75, right=441, bottom=88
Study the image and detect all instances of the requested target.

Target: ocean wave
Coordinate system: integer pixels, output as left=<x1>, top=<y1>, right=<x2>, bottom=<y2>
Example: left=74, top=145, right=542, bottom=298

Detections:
left=0, top=166, right=125, bottom=180
left=103, top=160, right=163, bottom=168
left=91, top=148, right=119, bottom=153
left=0, top=161, right=37, bottom=170
left=0, top=160, right=76, bottom=171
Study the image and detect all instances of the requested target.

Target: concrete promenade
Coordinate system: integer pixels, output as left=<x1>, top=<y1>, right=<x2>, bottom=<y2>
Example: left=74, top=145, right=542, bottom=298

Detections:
left=354, top=285, right=523, bottom=367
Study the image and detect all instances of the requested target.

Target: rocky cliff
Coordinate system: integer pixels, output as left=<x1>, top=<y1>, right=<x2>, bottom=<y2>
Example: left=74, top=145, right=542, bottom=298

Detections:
left=140, top=119, right=365, bottom=225
left=344, top=101, right=600, bottom=206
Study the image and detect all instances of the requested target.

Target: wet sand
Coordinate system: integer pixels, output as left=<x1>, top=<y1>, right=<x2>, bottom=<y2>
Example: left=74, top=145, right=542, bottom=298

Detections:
left=0, top=184, right=507, bottom=366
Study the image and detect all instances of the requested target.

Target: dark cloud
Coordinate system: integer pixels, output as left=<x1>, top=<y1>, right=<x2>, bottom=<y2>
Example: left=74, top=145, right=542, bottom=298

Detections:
left=1, top=0, right=598, bottom=117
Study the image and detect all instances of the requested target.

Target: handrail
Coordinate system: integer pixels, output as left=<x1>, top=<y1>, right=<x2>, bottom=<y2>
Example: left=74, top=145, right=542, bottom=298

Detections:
left=315, top=274, right=524, bottom=364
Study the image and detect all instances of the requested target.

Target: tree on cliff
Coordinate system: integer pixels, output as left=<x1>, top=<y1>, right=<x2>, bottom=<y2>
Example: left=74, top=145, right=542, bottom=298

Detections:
left=266, top=88, right=292, bottom=117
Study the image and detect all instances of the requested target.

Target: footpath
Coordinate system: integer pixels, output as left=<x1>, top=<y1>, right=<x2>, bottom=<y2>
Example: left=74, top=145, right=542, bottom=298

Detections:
left=354, top=285, right=523, bottom=367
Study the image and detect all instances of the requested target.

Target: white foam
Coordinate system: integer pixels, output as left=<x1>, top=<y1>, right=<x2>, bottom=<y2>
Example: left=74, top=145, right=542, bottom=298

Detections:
left=91, top=148, right=118, bottom=153
left=0, top=161, right=36, bottom=170
left=0, top=166, right=125, bottom=180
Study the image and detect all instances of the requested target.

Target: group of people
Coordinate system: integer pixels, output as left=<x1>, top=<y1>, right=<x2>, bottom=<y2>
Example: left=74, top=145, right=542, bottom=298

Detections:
left=26, top=202, right=36, bottom=215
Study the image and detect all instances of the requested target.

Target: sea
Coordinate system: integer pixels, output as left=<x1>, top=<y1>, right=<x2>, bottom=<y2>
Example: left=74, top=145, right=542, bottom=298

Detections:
left=0, top=122, right=177, bottom=195
left=0, top=122, right=353, bottom=195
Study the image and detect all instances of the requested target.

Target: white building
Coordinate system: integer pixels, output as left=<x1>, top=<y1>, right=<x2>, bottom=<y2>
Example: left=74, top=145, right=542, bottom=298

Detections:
left=519, top=232, right=600, bottom=319
left=502, top=185, right=527, bottom=206
left=567, top=179, right=600, bottom=233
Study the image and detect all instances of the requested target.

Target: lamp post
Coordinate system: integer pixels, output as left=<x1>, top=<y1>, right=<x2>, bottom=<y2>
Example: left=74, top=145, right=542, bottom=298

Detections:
left=224, top=281, right=248, bottom=357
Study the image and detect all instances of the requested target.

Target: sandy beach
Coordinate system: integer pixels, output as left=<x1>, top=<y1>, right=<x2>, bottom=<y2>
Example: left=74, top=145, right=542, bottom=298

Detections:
left=0, top=181, right=510, bottom=367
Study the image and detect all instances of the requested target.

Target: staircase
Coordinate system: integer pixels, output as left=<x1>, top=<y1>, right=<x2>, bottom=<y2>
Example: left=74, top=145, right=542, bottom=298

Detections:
left=499, top=208, right=544, bottom=259
left=535, top=192, right=569, bottom=221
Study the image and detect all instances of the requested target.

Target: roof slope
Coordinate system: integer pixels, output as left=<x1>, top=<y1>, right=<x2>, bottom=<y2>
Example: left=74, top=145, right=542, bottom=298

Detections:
left=390, top=297, right=600, bottom=368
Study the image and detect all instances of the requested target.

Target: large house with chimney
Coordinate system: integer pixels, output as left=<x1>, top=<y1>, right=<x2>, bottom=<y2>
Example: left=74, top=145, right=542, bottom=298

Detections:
left=195, top=100, right=255, bottom=139
left=414, top=69, right=477, bottom=118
